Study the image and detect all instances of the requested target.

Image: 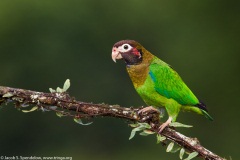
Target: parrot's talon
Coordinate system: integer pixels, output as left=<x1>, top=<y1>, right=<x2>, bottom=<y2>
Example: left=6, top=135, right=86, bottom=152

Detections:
left=158, top=117, right=172, bottom=133
left=138, top=106, right=159, bottom=115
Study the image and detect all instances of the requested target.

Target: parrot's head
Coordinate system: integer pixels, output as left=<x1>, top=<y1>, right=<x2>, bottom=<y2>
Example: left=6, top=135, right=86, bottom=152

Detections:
left=111, top=40, right=144, bottom=65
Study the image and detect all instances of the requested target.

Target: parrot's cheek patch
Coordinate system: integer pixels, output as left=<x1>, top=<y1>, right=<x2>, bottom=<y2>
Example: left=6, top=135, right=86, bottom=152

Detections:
left=121, top=53, right=142, bottom=65
left=132, top=48, right=141, bottom=57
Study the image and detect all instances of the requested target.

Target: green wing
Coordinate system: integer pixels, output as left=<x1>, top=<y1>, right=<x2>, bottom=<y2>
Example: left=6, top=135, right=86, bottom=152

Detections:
left=149, top=57, right=199, bottom=106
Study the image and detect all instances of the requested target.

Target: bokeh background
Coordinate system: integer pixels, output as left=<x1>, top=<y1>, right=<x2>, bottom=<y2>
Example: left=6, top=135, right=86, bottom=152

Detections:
left=0, top=1, right=239, bottom=159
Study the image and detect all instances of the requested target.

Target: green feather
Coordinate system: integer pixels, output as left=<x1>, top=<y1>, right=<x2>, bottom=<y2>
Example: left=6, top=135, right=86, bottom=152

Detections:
left=149, top=57, right=199, bottom=106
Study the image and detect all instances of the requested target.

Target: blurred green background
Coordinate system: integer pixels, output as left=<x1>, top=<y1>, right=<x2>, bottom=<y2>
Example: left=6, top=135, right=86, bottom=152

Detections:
left=0, top=0, right=239, bottom=159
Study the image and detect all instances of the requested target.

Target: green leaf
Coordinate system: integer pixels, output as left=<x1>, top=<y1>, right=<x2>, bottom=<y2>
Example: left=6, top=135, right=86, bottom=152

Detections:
left=129, top=123, right=151, bottom=140
left=179, top=148, right=185, bottom=159
left=139, top=131, right=149, bottom=136
left=129, top=129, right=137, bottom=140
left=170, top=146, right=181, bottom=153
left=139, top=130, right=155, bottom=136
left=49, top=88, right=56, bottom=93
left=139, top=123, right=151, bottom=129
left=132, top=126, right=145, bottom=132
left=156, top=134, right=166, bottom=144
left=56, top=87, right=63, bottom=93
left=74, top=118, right=93, bottom=125
left=143, top=129, right=155, bottom=134
left=63, top=79, right=70, bottom=92
left=166, top=142, right=174, bottom=152
left=184, top=152, right=198, bottom=160
left=56, top=112, right=64, bottom=117
left=129, top=123, right=139, bottom=128
left=22, top=106, right=38, bottom=113
left=2, top=92, right=13, bottom=97
left=169, top=122, right=193, bottom=128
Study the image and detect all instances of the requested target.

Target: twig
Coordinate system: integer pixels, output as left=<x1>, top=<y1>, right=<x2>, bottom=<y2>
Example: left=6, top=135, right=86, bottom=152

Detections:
left=0, top=86, right=225, bottom=160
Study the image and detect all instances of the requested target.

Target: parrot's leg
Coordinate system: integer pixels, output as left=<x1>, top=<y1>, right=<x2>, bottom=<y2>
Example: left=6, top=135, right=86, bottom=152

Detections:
left=138, top=106, right=159, bottom=114
left=158, top=99, right=181, bottom=133
left=158, top=116, right=172, bottom=133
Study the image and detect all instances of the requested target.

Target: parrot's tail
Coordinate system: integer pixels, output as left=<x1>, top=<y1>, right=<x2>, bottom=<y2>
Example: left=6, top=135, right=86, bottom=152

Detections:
left=200, top=109, right=214, bottom=121
left=195, top=102, right=213, bottom=121
left=183, top=102, right=213, bottom=121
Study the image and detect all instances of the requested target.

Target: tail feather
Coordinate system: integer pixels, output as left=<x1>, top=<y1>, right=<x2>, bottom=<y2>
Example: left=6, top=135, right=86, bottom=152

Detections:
left=195, top=102, right=213, bottom=121
left=201, top=109, right=214, bottom=121
left=195, top=102, right=208, bottom=112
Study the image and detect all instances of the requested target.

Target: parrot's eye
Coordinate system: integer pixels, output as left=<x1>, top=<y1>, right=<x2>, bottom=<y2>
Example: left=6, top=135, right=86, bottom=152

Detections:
left=120, top=44, right=132, bottom=52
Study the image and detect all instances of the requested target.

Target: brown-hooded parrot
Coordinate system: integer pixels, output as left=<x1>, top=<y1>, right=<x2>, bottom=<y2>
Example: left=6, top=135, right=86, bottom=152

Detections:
left=111, top=40, right=213, bottom=132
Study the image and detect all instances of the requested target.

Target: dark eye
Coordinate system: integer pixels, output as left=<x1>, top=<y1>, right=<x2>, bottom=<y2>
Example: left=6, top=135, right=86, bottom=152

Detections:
left=124, top=45, right=128, bottom=50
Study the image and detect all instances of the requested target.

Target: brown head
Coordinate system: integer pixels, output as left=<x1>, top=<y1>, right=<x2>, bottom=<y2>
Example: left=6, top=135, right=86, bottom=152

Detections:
left=111, top=40, right=155, bottom=88
left=111, top=40, right=145, bottom=65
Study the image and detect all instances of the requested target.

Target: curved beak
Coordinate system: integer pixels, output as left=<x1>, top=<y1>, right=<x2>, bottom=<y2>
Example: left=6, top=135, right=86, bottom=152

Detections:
left=111, top=47, right=123, bottom=63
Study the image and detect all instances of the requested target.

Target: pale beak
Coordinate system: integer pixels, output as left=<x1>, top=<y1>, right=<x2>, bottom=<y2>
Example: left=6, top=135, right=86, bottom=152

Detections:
left=111, top=47, right=123, bottom=62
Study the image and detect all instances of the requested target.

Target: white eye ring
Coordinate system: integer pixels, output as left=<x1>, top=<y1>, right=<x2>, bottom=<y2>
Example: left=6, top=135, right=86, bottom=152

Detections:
left=119, top=44, right=132, bottom=52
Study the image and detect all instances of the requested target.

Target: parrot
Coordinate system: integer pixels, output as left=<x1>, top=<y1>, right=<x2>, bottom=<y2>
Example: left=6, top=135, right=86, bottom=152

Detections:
left=111, top=40, right=213, bottom=132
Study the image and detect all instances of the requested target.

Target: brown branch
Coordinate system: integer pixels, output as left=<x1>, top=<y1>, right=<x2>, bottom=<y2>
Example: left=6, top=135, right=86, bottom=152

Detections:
left=0, top=86, right=225, bottom=160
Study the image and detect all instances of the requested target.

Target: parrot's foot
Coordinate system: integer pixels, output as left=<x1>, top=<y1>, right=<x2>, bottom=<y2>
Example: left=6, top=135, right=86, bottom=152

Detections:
left=158, top=117, right=172, bottom=133
left=138, top=106, right=159, bottom=114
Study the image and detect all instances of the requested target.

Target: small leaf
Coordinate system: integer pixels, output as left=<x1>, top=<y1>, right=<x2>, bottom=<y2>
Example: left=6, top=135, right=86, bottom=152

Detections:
left=63, top=79, right=70, bottom=92
left=129, top=123, right=139, bottom=128
left=184, top=152, right=198, bottom=160
left=129, top=123, right=151, bottom=140
left=3, top=92, right=13, bottom=98
left=139, top=123, right=151, bottom=129
left=143, top=129, right=155, bottom=134
left=56, top=87, right=62, bottom=93
left=156, top=134, right=166, bottom=144
left=22, top=106, right=38, bottom=113
left=49, top=88, right=56, bottom=93
left=139, top=131, right=149, bottom=136
left=156, top=134, right=161, bottom=144
left=56, top=112, right=64, bottom=117
left=129, top=129, right=137, bottom=140
left=170, top=122, right=193, bottom=128
left=166, top=142, right=174, bottom=152
left=180, top=148, right=185, bottom=159
left=129, top=126, right=143, bottom=139
left=74, top=118, right=93, bottom=125
left=139, top=130, right=155, bottom=136
left=132, top=126, right=145, bottom=132
left=170, top=146, right=181, bottom=153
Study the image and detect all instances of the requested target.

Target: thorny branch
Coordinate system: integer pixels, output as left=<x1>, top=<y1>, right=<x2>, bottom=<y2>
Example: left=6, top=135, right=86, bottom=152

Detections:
left=0, top=86, right=225, bottom=160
